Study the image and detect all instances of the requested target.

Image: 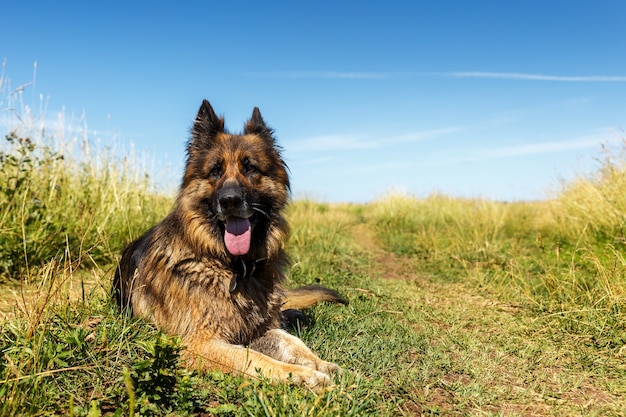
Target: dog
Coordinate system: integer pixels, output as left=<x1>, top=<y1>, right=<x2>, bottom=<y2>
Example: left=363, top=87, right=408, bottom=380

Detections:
left=113, top=100, right=347, bottom=389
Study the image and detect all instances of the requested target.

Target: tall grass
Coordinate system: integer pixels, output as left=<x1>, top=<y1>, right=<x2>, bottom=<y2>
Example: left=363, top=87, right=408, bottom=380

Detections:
left=369, top=139, right=626, bottom=347
left=551, top=139, right=626, bottom=243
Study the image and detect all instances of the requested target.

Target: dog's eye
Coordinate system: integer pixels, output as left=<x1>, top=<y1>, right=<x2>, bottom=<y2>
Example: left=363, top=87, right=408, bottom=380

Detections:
left=209, top=163, right=222, bottom=179
left=242, top=159, right=258, bottom=175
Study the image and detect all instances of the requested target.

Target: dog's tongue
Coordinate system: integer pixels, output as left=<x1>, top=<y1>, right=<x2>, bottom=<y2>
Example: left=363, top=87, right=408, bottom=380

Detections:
left=224, top=217, right=251, bottom=256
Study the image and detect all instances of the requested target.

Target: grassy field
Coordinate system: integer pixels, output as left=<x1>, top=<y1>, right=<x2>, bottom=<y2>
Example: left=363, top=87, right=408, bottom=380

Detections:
left=2, top=117, right=626, bottom=415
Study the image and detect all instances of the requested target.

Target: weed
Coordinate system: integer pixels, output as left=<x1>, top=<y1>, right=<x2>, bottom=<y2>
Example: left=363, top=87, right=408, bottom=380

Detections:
left=125, top=333, right=196, bottom=415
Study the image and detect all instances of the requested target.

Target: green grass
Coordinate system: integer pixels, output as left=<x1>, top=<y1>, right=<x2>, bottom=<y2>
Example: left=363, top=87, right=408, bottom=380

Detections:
left=2, top=87, right=626, bottom=414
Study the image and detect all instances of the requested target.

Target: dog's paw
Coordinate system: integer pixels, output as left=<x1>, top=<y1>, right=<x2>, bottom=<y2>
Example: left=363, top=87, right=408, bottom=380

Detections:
left=317, top=360, right=342, bottom=376
left=284, top=365, right=333, bottom=390
left=292, top=357, right=342, bottom=376
left=303, top=369, right=334, bottom=391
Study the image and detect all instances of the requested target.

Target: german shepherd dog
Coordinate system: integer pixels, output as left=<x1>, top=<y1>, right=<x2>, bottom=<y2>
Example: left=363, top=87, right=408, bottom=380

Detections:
left=113, top=100, right=346, bottom=389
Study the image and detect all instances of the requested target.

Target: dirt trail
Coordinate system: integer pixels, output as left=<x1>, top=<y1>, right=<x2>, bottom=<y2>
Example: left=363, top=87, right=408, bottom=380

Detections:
left=349, top=221, right=620, bottom=416
left=351, top=222, right=417, bottom=281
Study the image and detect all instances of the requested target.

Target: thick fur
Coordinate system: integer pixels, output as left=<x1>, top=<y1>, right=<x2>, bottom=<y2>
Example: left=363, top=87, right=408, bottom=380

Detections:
left=113, top=100, right=346, bottom=388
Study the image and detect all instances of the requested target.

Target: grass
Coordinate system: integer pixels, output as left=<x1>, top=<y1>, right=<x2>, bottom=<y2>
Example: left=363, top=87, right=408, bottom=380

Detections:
left=2, top=78, right=626, bottom=414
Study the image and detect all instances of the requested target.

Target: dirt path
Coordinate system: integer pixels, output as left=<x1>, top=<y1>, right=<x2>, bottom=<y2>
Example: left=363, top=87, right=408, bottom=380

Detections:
left=350, top=221, right=620, bottom=416
left=351, top=222, right=418, bottom=281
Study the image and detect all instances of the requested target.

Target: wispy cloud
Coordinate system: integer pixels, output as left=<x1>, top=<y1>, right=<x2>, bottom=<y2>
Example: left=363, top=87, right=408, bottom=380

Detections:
left=470, top=130, right=622, bottom=161
left=247, top=70, right=626, bottom=82
left=444, top=72, right=626, bottom=82
left=288, top=127, right=462, bottom=153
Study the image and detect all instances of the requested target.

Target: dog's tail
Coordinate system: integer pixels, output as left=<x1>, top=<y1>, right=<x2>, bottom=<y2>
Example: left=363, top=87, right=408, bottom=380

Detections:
left=282, top=284, right=348, bottom=311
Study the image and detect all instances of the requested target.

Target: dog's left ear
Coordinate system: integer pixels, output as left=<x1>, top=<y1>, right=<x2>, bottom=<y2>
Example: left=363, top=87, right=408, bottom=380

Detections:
left=244, top=106, right=290, bottom=190
left=244, top=107, right=274, bottom=143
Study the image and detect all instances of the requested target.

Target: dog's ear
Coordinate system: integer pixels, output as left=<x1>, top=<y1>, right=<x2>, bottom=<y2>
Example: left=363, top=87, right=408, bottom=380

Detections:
left=183, top=100, right=225, bottom=186
left=191, top=99, right=225, bottom=146
left=244, top=106, right=289, bottom=191
left=244, top=107, right=274, bottom=143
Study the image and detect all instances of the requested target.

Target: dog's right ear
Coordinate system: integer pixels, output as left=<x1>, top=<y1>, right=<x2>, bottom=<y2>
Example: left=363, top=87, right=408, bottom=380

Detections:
left=190, top=99, right=225, bottom=147
left=184, top=100, right=225, bottom=186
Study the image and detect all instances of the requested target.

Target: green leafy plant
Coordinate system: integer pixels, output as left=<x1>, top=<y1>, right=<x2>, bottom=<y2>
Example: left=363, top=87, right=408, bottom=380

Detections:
left=126, top=333, right=195, bottom=415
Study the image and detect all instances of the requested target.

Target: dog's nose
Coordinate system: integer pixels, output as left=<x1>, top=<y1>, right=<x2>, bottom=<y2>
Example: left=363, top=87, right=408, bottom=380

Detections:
left=218, top=182, right=244, bottom=211
left=220, top=192, right=242, bottom=211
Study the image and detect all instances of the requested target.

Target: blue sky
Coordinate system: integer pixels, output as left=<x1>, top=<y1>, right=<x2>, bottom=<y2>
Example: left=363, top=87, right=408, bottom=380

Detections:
left=2, top=1, right=626, bottom=202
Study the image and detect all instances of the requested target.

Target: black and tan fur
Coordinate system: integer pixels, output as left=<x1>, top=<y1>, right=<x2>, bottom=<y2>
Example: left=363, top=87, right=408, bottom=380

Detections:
left=113, top=100, right=346, bottom=388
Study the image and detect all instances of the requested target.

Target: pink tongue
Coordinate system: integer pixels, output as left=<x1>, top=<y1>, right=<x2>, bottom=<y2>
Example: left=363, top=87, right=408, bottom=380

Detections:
left=224, top=217, right=251, bottom=256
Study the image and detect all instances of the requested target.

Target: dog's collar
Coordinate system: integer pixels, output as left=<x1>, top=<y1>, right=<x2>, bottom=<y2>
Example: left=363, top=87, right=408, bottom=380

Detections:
left=229, top=257, right=268, bottom=293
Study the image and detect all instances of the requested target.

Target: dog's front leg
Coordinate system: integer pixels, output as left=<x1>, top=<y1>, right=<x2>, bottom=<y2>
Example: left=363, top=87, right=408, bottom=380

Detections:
left=182, top=331, right=332, bottom=389
left=249, top=328, right=342, bottom=376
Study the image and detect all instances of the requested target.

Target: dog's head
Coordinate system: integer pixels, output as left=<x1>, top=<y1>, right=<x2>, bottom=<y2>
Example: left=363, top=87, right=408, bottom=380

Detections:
left=177, top=100, right=290, bottom=259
